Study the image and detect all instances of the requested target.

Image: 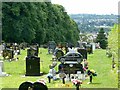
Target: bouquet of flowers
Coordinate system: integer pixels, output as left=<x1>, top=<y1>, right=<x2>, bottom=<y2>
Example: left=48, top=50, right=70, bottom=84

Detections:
left=90, top=69, right=97, bottom=76
left=71, top=79, right=82, bottom=87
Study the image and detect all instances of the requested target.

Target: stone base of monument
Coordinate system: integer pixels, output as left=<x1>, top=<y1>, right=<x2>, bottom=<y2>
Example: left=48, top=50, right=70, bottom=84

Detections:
left=22, top=72, right=44, bottom=77
left=0, top=67, right=8, bottom=77
left=0, top=72, right=9, bottom=77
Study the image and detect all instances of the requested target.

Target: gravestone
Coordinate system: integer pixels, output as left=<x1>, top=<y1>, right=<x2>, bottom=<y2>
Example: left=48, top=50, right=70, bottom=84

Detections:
left=85, top=44, right=93, bottom=54
left=0, top=44, right=5, bottom=51
left=76, top=41, right=87, bottom=49
left=19, top=81, right=33, bottom=90
left=13, top=43, right=21, bottom=55
left=82, top=42, right=87, bottom=49
left=3, top=48, right=14, bottom=60
left=90, top=43, right=95, bottom=51
left=54, top=49, right=64, bottom=59
left=33, top=82, right=48, bottom=90
left=20, top=42, right=27, bottom=50
left=56, top=42, right=69, bottom=54
left=48, top=41, right=56, bottom=54
left=33, top=44, right=39, bottom=56
left=19, top=81, right=48, bottom=90
left=25, top=56, right=40, bottom=76
left=27, top=45, right=38, bottom=57
left=26, top=44, right=40, bottom=76
left=5, top=43, right=12, bottom=49
left=0, top=61, right=8, bottom=76
left=76, top=41, right=83, bottom=48
left=62, top=64, right=84, bottom=74
left=27, top=48, right=34, bottom=57
left=77, top=48, right=87, bottom=59
left=0, top=44, right=5, bottom=56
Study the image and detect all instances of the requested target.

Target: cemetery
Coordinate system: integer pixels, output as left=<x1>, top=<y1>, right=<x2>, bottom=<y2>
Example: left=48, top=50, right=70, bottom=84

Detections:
left=0, top=42, right=118, bottom=89
left=1, top=2, right=118, bottom=90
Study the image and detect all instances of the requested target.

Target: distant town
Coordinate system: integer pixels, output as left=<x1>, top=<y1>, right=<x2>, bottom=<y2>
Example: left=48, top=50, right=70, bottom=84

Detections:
left=70, top=14, right=118, bottom=34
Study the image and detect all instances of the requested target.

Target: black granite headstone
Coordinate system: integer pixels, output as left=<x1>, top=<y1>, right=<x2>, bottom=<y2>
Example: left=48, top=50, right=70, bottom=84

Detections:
left=25, top=56, right=40, bottom=76
left=77, top=48, right=87, bottom=59
left=86, top=44, right=93, bottom=54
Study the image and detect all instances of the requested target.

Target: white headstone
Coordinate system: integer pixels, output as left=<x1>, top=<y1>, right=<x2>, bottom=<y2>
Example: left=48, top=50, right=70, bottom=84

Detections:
left=77, top=71, right=81, bottom=80
left=0, top=45, right=5, bottom=56
left=0, top=61, right=8, bottom=76
left=91, top=43, right=96, bottom=51
left=0, top=66, right=2, bottom=75
left=0, top=61, right=4, bottom=72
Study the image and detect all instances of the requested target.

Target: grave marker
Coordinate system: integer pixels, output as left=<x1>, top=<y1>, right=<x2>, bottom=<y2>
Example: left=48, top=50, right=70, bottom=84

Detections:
left=86, top=44, right=93, bottom=54
left=77, top=48, right=87, bottom=59
left=0, top=61, right=8, bottom=76
left=25, top=56, right=40, bottom=76
left=48, top=41, right=56, bottom=54
left=3, top=48, right=14, bottom=60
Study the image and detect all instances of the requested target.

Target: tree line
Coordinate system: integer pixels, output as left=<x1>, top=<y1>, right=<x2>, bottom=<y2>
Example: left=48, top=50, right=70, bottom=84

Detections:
left=2, top=2, right=79, bottom=45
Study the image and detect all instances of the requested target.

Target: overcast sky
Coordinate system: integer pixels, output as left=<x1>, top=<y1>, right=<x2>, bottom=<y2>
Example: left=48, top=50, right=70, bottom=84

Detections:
left=51, top=0, right=119, bottom=15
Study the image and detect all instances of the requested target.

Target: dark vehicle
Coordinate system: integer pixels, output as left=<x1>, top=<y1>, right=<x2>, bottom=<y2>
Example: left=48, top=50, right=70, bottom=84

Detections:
left=58, top=52, right=84, bottom=74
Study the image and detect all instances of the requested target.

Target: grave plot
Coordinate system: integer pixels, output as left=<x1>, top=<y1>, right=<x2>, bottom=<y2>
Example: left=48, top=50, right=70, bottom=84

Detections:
left=58, top=52, right=84, bottom=81
left=2, top=48, right=14, bottom=61
left=25, top=44, right=41, bottom=76
left=12, top=43, right=21, bottom=55
left=19, top=42, right=28, bottom=50
left=1, top=43, right=22, bottom=61
left=76, top=41, right=94, bottom=54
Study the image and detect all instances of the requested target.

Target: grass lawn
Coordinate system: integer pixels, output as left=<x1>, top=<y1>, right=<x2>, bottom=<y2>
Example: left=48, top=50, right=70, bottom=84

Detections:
left=0, top=48, right=118, bottom=88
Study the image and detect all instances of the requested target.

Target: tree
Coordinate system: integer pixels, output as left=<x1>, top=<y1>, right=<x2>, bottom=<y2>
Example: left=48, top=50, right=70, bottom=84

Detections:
left=2, top=2, right=79, bottom=45
left=108, top=24, right=118, bottom=57
left=96, top=28, right=108, bottom=49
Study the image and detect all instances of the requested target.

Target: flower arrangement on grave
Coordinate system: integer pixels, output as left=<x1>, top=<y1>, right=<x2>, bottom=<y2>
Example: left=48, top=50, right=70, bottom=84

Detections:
left=87, top=69, right=97, bottom=84
left=59, top=72, right=66, bottom=84
left=89, top=69, right=97, bottom=76
left=71, top=77, right=82, bottom=90
left=55, top=83, right=72, bottom=88
left=87, top=69, right=97, bottom=76
left=71, top=79, right=82, bottom=86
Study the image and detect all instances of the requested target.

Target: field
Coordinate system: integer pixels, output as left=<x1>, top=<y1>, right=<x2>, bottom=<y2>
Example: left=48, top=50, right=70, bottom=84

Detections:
left=0, top=48, right=118, bottom=89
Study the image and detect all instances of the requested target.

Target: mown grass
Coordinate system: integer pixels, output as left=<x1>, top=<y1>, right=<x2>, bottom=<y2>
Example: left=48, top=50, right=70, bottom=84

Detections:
left=82, top=49, right=118, bottom=88
left=0, top=48, right=118, bottom=88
